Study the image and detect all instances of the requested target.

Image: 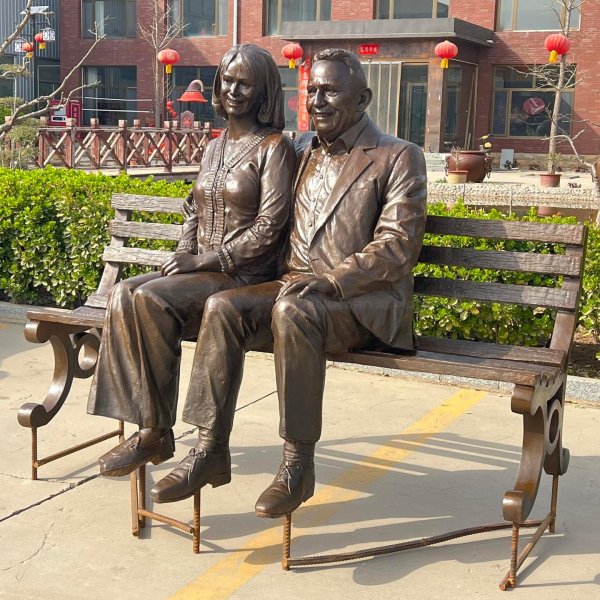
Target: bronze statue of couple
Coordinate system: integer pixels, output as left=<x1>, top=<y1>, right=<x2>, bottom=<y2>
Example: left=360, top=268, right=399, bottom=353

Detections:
left=88, top=43, right=427, bottom=519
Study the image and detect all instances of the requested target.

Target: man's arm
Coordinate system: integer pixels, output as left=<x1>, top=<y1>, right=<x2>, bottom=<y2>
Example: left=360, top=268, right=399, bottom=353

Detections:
left=325, top=143, right=427, bottom=299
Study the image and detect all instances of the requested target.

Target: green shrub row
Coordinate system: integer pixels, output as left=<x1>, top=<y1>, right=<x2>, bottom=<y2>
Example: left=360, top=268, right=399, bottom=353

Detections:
left=0, top=167, right=189, bottom=306
left=0, top=167, right=598, bottom=353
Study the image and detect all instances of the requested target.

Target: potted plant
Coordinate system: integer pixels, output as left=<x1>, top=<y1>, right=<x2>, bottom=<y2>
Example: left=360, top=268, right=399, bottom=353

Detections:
left=539, top=151, right=562, bottom=187
left=445, top=146, right=469, bottom=184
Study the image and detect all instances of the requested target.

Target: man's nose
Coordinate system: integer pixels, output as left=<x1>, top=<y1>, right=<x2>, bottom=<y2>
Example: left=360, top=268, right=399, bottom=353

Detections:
left=313, top=89, right=326, bottom=106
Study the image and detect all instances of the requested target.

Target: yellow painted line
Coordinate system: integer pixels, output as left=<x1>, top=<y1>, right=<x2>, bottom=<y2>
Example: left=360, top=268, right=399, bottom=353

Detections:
left=170, top=389, right=486, bottom=600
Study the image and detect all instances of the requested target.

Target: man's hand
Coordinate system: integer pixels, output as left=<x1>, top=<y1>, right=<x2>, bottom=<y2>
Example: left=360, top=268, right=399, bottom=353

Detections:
left=277, top=275, right=336, bottom=300
left=161, top=253, right=204, bottom=276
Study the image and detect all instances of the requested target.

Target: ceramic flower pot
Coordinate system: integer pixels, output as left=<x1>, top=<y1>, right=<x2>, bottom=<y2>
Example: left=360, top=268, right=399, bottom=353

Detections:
left=446, top=151, right=491, bottom=183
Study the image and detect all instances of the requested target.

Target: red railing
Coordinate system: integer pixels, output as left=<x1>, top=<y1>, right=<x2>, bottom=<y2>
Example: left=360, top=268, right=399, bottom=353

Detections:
left=36, top=117, right=215, bottom=173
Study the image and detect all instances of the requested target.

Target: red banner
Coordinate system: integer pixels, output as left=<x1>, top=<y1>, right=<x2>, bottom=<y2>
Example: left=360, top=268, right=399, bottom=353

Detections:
left=297, top=58, right=311, bottom=131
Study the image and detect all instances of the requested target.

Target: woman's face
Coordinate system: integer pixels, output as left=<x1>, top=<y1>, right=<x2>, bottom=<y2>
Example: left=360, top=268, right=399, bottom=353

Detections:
left=219, top=55, right=262, bottom=120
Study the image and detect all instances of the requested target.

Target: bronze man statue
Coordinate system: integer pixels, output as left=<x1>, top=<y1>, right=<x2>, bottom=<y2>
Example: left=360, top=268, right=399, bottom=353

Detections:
left=87, top=44, right=295, bottom=477
left=150, top=48, right=428, bottom=517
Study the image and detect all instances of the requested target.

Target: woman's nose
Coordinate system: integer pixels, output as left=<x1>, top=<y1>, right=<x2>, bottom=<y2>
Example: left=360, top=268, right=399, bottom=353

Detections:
left=230, top=81, right=240, bottom=95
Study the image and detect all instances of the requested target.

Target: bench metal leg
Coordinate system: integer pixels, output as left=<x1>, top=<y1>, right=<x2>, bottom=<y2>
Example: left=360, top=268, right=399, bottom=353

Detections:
left=30, top=421, right=124, bottom=481
left=130, top=466, right=202, bottom=554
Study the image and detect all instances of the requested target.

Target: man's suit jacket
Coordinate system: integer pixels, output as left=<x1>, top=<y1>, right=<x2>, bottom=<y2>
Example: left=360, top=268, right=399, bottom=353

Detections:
left=292, top=118, right=428, bottom=349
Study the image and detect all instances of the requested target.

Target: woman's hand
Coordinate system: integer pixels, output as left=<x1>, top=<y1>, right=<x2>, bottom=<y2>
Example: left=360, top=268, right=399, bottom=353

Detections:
left=161, top=253, right=205, bottom=276
left=276, top=275, right=336, bottom=301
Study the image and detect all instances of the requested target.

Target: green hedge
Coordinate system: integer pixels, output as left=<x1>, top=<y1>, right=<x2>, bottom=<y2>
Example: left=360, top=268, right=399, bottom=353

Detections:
left=0, top=167, right=189, bottom=306
left=0, top=167, right=598, bottom=355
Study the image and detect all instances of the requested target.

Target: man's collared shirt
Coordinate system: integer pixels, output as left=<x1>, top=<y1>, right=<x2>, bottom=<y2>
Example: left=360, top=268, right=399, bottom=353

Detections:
left=287, top=114, right=369, bottom=274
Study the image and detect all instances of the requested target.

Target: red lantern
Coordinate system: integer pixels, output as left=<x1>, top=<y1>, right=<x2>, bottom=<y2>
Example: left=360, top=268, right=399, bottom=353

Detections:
left=545, top=33, right=570, bottom=64
left=34, top=32, right=46, bottom=50
left=22, top=41, right=34, bottom=59
left=434, top=40, right=458, bottom=69
left=158, top=48, right=180, bottom=74
left=282, top=43, right=303, bottom=69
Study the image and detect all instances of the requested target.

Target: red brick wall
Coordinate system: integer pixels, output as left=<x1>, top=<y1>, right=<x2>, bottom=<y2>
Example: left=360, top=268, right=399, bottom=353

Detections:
left=332, top=1, right=375, bottom=20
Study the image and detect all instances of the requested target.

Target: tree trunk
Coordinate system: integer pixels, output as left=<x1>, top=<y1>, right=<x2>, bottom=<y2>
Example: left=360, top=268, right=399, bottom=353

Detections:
left=547, top=55, right=566, bottom=174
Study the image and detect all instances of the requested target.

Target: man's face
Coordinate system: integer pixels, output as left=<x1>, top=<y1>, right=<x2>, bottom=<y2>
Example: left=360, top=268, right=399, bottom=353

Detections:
left=307, top=60, right=363, bottom=142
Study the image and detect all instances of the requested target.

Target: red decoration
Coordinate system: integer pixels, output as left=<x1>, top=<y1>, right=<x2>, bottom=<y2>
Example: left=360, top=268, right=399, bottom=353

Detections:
left=358, top=44, right=380, bottom=56
left=34, top=32, right=46, bottom=50
left=166, top=100, right=174, bottom=111
left=523, top=97, right=545, bottom=115
left=434, top=40, right=458, bottom=69
left=282, top=43, right=303, bottom=69
left=158, top=49, right=180, bottom=74
left=178, top=79, right=207, bottom=103
left=23, top=41, right=34, bottom=58
left=545, top=33, right=570, bottom=64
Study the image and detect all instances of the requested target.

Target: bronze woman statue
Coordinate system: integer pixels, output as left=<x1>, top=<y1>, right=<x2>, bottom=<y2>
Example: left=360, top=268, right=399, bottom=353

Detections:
left=87, top=44, right=295, bottom=482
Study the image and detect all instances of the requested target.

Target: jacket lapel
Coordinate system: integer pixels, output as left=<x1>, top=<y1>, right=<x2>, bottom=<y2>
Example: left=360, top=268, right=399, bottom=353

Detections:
left=293, top=143, right=312, bottom=191
left=313, top=120, right=380, bottom=235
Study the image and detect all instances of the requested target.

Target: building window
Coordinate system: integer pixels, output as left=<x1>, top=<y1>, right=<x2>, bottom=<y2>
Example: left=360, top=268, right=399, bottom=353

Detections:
left=0, top=56, right=15, bottom=98
left=82, top=0, right=137, bottom=38
left=172, top=66, right=225, bottom=125
left=497, top=0, right=580, bottom=31
left=171, top=0, right=228, bottom=36
left=82, top=66, right=137, bottom=125
left=376, top=0, right=449, bottom=19
left=279, top=67, right=299, bottom=131
left=266, top=0, right=331, bottom=36
left=492, top=65, right=575, bottom=138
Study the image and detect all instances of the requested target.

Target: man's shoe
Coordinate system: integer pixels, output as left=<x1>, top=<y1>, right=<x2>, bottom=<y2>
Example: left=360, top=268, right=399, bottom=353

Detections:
left=255, top=460, right=315, bottom=518
left=151, top=446, right=231, bottom=503
left=99, top=429, right=175, bottom=477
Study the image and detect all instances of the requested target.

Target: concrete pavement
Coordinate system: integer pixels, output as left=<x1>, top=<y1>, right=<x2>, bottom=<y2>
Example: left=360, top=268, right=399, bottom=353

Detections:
left=1, top=320, right=600, bottom=599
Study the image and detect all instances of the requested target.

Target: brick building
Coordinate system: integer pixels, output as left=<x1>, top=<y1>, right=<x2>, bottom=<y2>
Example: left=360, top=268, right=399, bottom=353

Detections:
left=59, top=0, right=600, bottom=157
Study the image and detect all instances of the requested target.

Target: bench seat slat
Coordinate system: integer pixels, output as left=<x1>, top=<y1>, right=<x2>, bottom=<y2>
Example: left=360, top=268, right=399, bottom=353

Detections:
left=330, top=349, right=561, bottom=387
left=414, top=277, right=576, bottom=310
left=418, top=246, right=581, bottom=276
left=111, top=193, right=185, bottom=214
left=102, top=247, right=173, bottom=266
left=110, top=221, right=183, bottom=241
left=425, top=216, right=586, bottom=245
left=415, top=336, right=566, bottom=367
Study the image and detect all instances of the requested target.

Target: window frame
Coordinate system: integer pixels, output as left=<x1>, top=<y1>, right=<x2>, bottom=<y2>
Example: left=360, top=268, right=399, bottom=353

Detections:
left=375, top=0, right=450, bottom=19
left=170, top=0, right=228, bottom=37
left=491, top=65, right=576, bottom=139
left=82, top=0, right=137, bottom=39
left=495, top=0, right=581, bottom=32
left=265, top=0, right=331, bottom=36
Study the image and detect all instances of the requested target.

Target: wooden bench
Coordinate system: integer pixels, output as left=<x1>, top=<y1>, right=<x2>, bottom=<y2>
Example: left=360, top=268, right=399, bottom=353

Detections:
left=20, top=193, right=587, bottom=589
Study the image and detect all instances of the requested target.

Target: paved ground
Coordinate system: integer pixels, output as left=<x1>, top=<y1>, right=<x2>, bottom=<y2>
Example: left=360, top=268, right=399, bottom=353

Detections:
left=1, top=321, right=600, bottom=600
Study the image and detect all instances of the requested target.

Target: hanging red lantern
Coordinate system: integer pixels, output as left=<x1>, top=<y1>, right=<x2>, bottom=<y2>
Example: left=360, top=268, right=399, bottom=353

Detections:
left=545, top=34, right=570, bottom=64
left=158, top=48, right=180, bottom=74
left=434, top=40, right=458, bottom=69
left=22, top=41, right=34, bottom=59
left=281, top=43, right=303, bottom=69
left=34, top=32, right=46, bottom=50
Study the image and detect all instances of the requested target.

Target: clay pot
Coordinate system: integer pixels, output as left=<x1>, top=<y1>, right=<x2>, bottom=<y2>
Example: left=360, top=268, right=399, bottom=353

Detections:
left=447, top=170, right=468, bottom=184
left=539, top=173, right=562, bottom=187
left=446, top=150, right=491, bottom=183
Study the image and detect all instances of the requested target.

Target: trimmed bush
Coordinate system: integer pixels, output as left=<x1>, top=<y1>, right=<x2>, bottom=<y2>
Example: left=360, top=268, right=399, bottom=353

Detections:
left=0, top=168, right=598, bottom=357
left=0, top=167, right=189, bottom=306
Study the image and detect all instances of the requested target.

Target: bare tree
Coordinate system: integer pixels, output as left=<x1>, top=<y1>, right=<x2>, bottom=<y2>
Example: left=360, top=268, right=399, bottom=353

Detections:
left=0, top=3, right=106, bottom=135
left=137, top=0, right=187, bottom=127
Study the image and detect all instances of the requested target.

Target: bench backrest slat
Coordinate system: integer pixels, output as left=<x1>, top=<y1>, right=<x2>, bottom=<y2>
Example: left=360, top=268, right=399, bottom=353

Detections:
left=414, top=277, right=578, bottom=310
left=102, top=247, right=172, bottom=267
left=418, top=246, right=581, bottom=276
left=111, top=193, right=185, bottom=214
left=109, top=220, right=183, bottom=241
left=425, top=215, right=586, bottom=245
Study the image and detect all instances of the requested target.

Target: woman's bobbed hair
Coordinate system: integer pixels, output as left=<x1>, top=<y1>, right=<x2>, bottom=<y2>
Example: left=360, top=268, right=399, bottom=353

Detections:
left=212, top=44, right=285, bottom=131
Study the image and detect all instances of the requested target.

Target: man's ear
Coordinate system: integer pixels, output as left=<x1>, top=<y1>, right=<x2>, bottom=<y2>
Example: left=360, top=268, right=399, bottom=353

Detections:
left=357, top=87, right=373, bottom=113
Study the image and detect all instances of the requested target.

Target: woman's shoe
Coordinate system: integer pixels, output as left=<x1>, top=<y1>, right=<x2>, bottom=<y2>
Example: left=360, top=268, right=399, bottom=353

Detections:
left=99, top=429, right=175, bottom=477
left=150, top=446, right=231, bottom=503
